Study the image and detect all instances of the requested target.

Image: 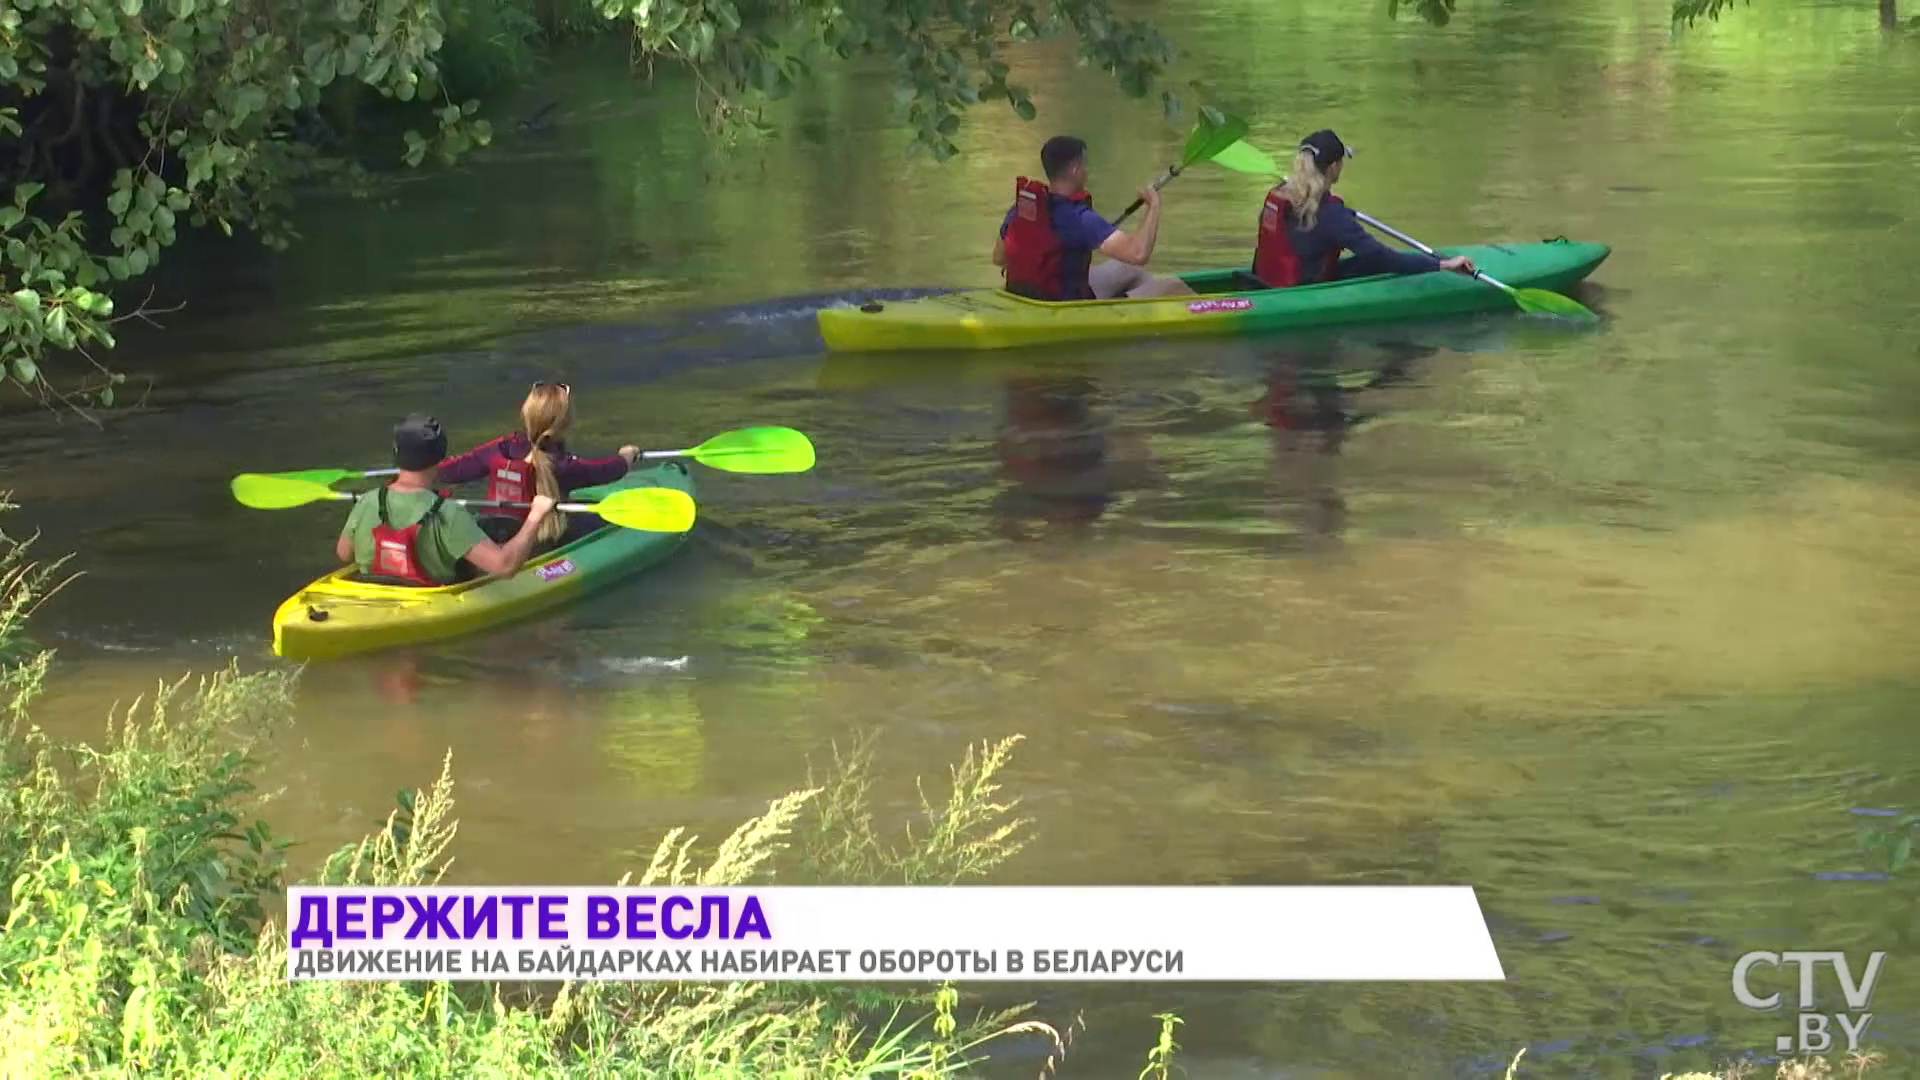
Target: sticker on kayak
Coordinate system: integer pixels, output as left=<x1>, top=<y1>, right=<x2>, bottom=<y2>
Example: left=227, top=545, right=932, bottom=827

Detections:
left=535, top=559, right=577, bottom=582
left=1186, top=298, right=1253, bottom=314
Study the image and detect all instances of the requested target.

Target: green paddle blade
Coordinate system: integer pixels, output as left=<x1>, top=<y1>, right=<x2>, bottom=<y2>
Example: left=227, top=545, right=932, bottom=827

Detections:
left=687, top=426, right=816, bottom=474
left=1209, top=139, right=1278, bottom=176
left=591, top=486, right=697, bottom=533
left=1181, top=109, right=1251, bottom=169
left=1509, top=287, right=1599, bottom=320
left=232, top=472, right=353, bottom=510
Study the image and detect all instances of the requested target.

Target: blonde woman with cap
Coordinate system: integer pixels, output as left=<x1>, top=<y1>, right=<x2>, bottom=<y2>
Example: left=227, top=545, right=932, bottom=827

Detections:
left=437, top=381, right=641, bottom=551
left=1249, top=129, right=1477, bottom=289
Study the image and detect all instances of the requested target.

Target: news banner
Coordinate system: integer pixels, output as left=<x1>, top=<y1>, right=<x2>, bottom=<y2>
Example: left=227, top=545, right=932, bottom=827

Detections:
left=287, top=885, right=1506, bottom=982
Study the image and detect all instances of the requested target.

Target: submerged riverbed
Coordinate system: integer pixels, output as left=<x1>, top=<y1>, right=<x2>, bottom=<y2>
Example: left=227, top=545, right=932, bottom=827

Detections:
left=4, top=0, right=1919, bottom=1074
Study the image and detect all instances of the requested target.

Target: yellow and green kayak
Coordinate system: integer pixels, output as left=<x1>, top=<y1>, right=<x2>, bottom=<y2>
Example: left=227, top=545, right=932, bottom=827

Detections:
left=818, top=238, right=1608, bottom=352
left=271, top=464, right=695, bottom=661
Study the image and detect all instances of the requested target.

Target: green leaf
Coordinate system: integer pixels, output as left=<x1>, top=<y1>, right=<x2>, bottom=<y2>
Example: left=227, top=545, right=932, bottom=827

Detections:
left=13, top=182, right=43, bottom=209
left=10, top=289, right=40, bottom=314
left=99, top=385, right=114, bottom=407
left=120, top=0, right=141, bottom=15
left=10, top=356, right=37, bottom=384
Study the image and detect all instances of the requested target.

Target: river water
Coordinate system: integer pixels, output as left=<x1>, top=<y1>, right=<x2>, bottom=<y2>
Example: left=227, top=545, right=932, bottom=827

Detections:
left=5, top=0, right=1919, bottom=1075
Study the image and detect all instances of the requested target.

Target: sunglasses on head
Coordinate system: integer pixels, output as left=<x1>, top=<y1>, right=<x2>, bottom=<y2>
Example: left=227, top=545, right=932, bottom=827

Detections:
left=533, top=381, right=571, bottom=394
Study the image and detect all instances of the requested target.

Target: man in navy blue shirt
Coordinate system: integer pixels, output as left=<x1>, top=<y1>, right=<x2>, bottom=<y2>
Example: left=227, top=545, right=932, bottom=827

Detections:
left=993, top=136, right=1193, bottom=301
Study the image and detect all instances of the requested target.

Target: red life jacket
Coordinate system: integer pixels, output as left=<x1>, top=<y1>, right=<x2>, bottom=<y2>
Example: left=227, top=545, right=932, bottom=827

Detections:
left=1002, top=178, right=1096, bottom=301
left=367, top=486, right=448, bottom=586
left=486, top=457, right=536, bottom=520
left=1252, top=189, right=1344, bottom=288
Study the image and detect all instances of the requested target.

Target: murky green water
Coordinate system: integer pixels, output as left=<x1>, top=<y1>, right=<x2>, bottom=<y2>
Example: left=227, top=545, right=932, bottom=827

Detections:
left=5, top=0, right=1920, bottom=1074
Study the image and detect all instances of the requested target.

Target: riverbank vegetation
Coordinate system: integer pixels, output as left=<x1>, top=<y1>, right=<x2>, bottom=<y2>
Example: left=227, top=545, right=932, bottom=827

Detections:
left=0, top=0, right=1188, bottom=412
left=0, top=515, right=1201, bottom=1076
left=1673, top=0, right=1909, bottom=30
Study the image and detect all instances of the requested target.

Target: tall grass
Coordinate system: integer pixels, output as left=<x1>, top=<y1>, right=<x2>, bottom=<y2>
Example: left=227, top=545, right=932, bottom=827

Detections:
left=0, top=509, right=1170, bottom=1078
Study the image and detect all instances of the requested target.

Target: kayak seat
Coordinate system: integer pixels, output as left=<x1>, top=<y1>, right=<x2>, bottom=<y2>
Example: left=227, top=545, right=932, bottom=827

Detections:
left=478, top=510, right=607, bottom=556
left=1229, top=260, right=1378, bottom=292
left=478, top=515, right=519, bottom=544
left=348, top=564, right=480, bottom=587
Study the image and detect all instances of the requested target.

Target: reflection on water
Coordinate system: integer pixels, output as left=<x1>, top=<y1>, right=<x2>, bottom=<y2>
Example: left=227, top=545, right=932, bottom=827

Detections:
left=993, top=372, right=1165, bottom=541
left=2, top=0, right=1919, bottom=1074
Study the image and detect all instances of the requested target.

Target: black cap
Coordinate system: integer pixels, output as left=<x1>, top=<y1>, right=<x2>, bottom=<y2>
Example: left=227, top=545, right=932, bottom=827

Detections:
left=1040, top=135, right=1088, bottom=180
left=1300, top=130, right=1356, bottom=167
left=393, top=413, right=447, bottom=471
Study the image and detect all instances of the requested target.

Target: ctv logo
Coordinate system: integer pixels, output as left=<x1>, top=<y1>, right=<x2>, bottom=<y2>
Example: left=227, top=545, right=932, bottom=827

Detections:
left=1731, top=950, right=1885, bottom=1055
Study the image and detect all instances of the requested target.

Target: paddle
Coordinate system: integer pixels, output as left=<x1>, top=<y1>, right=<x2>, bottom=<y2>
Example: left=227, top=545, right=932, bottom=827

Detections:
left=1351, top=209, right=1599, bottom=321
left=228, top=474, right=697, bottom=533
left=1112, top=108, right=1254, bottom=227
left=232, top=426, right=815, bottom=492
left=634, top=425, right=815, bottom=474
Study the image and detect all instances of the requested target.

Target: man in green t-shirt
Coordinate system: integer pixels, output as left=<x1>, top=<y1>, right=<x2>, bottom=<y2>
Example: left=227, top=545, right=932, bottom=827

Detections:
left=335, top=414, right=558, bottom=585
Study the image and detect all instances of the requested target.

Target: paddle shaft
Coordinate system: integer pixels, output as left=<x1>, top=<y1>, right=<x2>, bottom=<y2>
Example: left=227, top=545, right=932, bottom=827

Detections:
left=363, top=453, right=668, bottom=479
left=362, top=446, right=720, bottom=477
left=315, top=490, right=608, bottom=514
left=1351, top=209, right=1519, bottom=294
left=1114, top=167, right=1181, bottom=227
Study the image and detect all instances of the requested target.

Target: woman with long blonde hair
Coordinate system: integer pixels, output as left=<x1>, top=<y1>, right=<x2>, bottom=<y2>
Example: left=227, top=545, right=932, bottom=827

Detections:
left=437, top=381, right=640, bottom=550
left=1250, top=129, right=1477, bottom=289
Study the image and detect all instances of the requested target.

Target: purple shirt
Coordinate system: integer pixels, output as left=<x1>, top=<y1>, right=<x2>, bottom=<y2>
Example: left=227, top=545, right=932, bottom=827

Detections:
left=437, top=432, right=630, bottom=496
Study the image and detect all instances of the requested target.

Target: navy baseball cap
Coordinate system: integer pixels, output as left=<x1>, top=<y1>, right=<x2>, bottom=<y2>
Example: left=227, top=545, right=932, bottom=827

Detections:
left=393, top=413, right=448, bottom=471
left=1300, top=130, right=1356, bottom=166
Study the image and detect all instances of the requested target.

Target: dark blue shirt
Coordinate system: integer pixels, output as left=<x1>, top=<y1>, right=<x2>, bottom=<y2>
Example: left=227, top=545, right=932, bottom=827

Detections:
left=1289, top=199, right=1440, bottom=279
left=1000, top=200, right=1117, bottom=252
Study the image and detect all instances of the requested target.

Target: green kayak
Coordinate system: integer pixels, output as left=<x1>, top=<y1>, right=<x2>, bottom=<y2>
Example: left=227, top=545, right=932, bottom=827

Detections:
left=818, top=238, right=1608, bottom=352
left=272, top=463, right=695, bottom=661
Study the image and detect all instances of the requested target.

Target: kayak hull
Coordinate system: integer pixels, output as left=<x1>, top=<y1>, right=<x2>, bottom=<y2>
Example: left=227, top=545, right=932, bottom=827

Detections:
left=817, top=239, right=1608, bottom=352
left=271, top=463, right=696, bottom=662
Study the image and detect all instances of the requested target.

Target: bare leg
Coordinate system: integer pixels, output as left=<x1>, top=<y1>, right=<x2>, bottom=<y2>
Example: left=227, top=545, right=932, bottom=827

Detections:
left=1089, top=260, right=1149, bottom=299
left=1126, top=274, right=1196, bottom=298
left=1090, top=260, right=1194, bottom=299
